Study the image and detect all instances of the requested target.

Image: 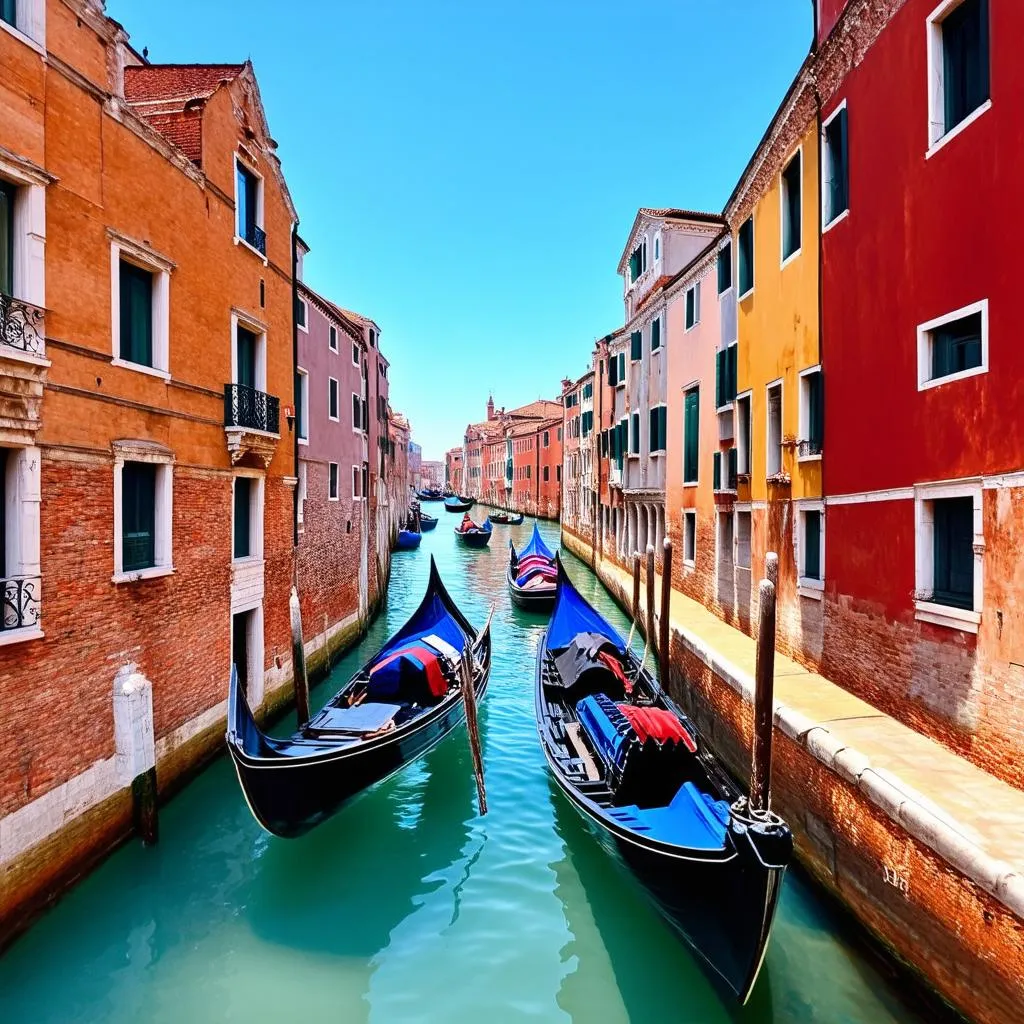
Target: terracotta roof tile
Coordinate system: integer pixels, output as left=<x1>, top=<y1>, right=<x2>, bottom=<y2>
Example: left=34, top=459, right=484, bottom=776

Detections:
left=142, top=111, right=202, bottom=163
left=124, top=64, right=244, bottom=103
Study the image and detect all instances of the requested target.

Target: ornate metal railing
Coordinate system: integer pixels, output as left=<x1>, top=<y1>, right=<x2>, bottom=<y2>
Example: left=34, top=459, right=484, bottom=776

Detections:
left=2, top=576, right=41, bottom=632
left=224, top=383, right=280, bottom=434
left=243, top=224, right=267, bottom=256
left=0, top=292, right=45, bottom=356
left=798, top=439, right=822, bottom=458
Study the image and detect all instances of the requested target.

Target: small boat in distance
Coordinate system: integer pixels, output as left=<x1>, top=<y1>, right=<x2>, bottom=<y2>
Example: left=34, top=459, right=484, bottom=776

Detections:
left=489, top=510, right=525, bottom=526
left=535, top=562, right=791, bottom=1004
left=226, top=558, right=492, bottom=838
left=454, top=514, right=493, bottom=548
left=445, top=496, right=473, bottom=513
left=416, top=488, right=443, bottom=501
left=419, top=513, right=438, bottom=531
left=508, top=525, right=558, bottom=610
left=395, top=529, right=421, bottom=550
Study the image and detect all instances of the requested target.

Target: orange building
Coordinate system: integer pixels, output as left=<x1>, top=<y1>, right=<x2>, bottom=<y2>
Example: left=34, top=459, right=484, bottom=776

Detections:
left=0, top=5, right=306, bottom=943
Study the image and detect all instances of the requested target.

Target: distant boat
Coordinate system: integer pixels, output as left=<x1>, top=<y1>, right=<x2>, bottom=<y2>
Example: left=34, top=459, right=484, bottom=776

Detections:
left=445, top=496, right=473, bottom=513
left=457, top=495, right=476, bottom=507
left=416, top=488, right=443, bottom=501
left=419, top=513, right=438, bottom=531
left=535, top=562, right=791, bottom=1004
left=226, top=558, right=492, bottom=838
left=489, top=510, right=525, bottom=526
left=454, top=516, right=493, bottom=548
left=396, top=529, right=422, bottom=551
left=508, top=524, right=558, bottom=611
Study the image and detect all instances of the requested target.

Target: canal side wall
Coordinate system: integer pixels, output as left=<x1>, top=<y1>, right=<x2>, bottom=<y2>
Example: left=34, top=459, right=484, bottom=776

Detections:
left=561, top=523, right=1024, bottom=1024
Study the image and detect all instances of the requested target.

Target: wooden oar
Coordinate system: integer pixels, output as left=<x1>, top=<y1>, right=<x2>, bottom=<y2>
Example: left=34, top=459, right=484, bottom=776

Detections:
left=462, top=604, right=494, bottom=815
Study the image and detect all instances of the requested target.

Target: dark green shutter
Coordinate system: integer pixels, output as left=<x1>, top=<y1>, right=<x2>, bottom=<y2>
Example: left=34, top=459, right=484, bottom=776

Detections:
left=782, top=156, right=801, bottom=259
left=631, top=412, right=640, bottom=454
left=649, top=407, right=658, bottom=451
left=651, top=318, right=660, bottom=351
left=234, top=477, right=251, bottom=558
left=738, top=218, right=754, bottom=295
left=804, top=511, right=821, bottom=580
left=236, top=326, right=257, bottom=389
left=0, top=0, right=15, bottom=27
left=658, top=407, right=666, bottom=453
left=122, top=462, right=156, bottom=571
left=120, top=261, right=153, bottom=366
left=808, top=371, right=824, bottom=452
left=618, top=352, right=625, bottom=381
left=726, top=344, right=737, bottom=403
left=713, top=451, right=721, bottom=490
left=933, top=497, right=974, bottom=608
left=0, top=180, right=14, bottom=296
left=631, top=331, right=642, bottom=361
left=727, top=446, right=738, bottom=488
left=717, top=242, right=731, bottom=294
left=686, top=289, right=695, bottom=329
left=683, top=389, right=699, bottom=482
left=827, top=109, right=849, bottom=221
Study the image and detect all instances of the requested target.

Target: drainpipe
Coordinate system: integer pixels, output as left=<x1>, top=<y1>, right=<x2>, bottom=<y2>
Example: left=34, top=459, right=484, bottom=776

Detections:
left=291, top=222, right=299, bottom=550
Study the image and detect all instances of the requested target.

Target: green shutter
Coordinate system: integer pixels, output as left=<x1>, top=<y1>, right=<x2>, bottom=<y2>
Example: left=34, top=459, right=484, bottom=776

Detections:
left=234, top=477, right=252, bottom=558
left=727, top=344, right=738, bottom=403
left=0, top=0, right=15, bottom=27
left=658, top=406, right=667, bottom=453
left=631, top=331, right=642, bottom=361
left=717, top=242, right=731, bottom=294
left=649, top=407, right=658, bottom=452
left=713, top=451, right=721, bottom=490
left=683, top=389, right=699, bottom=482
left=122, top=462, right=156, bottom=571
left=120, top=261, right=153, bottom=366
left=651, top=318, right=660, bottom=351
left=809, top=371, right=824, bottom=452
left=738, top=218, right=754, bottom=295
left=631, top=412, right=640, bottom=454
left=933, top=497, right=974, bottom=608
left=618, top=352, right=625, bottom=382
left=727, top=446, right=738, bottom=488
left=827, top=108, right=849, bottom=221
left=804, top=511, right=821, bottom=580
left=236, top=326, right=257, bottom=389
left=0, top=180, right=14, bottom=296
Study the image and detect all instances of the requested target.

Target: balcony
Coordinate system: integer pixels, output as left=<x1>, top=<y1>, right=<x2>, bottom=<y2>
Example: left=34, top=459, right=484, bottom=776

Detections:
left=0, top=292, right=48, bottom=445
left=224, top=383, right=280, bottom=467
left=2, top=575, right=41, bottom=633
left=240, top=223, right=266, bottom=257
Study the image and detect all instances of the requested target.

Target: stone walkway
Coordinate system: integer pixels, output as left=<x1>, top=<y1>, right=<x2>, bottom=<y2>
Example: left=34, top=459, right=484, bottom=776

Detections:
left=598, top=555, right=1024, bottom=916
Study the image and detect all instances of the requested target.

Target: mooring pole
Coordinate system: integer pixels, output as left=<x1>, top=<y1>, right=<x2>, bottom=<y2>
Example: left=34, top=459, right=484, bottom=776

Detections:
left=645, top=543, right=656, bottom=653
left=750, top=576, right=777, bottom=812
left=659, top=538, right=672, bottom=686
left=290, top=585, right=311, bottom=728
left=765, top=550, right=779, bottom=588
left=461, top=645, right=488, bottom=815
left=632, top=550, right=641, bottom=624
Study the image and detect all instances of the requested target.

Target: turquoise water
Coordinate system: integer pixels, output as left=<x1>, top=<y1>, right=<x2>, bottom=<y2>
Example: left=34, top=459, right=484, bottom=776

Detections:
left=0, top=518, right=928, bottom=1023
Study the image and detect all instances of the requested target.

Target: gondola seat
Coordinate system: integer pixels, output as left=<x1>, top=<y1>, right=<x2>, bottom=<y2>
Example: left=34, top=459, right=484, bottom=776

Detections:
left=576, top=693, right=634, bottom=769
left=606, top=782, right=730, bottom=850
left=367, top=640, right=453, bottom=706
left=305, top=702, right=402, bottom=737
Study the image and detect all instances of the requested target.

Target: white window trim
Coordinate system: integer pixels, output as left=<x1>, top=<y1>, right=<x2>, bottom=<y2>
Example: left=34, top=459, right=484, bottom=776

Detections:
left=794, top=498, right=825, bottom=598
left=351, top=464, right=362, bottom=501
left=296, top=297, right=309, bottom=334
left=821, top=100, right=849, bottom=230
left=649, top=401, right=667, bottom=455
left=352, top=391, right=363, bottom=434
left=232, top=469, right=265, bottom=564
left=779, top=145, right=803, bottom=269
left=797, top=364, right=823, bottom=463
left=916, top=299, right=988, bottom=390
left=112, top=441, right=174, bottom=584
left=328, top=377, right=339, bottom=422
left=327, top=462, right=340, bottom=501
left=230, top=309, right=268, bottom=392
left=925, top=0, right=991, bottom=156
left=233, top=155, right=267, bottom=265
left=683, top=509, right=697, bottom=568
left=296, top=367, right=309, bottom=445
left=1, top=445, right=43, bottom=643
left=716, top=238, right=733, bottom=297
left=0, top=0, right=46, bottom=54
left=734, top=506, right=753, bottom=571
left=651, top=315, right=664, bottom=355
left=765, top=379, right=784, bottom=478
left=913, top=479, right=983, bottom=632
left=684, top=283, right=701, bottom=333
left=328, top=324, right=338, bottom=352
left=351, top=340, right=360, bottom=366
left=716, top=507, right=734, bottom=571
left=0, top=155, right=48, bottom=323
left=109, top=234, right=173, bottom=379
left=737, top=216, right=755, bottom=301
left=682, top=383, right=700, bottom=486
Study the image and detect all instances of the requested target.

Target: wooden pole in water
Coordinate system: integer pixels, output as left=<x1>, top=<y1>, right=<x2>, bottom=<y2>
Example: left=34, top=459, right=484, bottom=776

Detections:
left=461, top=644, right=488, bottom=815
left=645, top=543, right=656, bottom=654
left=750, top=577, right=777, bottom=813
left=290, top=585, right=311, bottom=728
left=659, top=538, right=672, bottom=686
left=765, top=550, right=778, bottom=588
left=632, top=550, right=641, bottom=626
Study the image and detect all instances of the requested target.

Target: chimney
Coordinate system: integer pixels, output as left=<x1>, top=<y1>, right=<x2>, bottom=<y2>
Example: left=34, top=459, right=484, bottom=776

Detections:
left=487, top=395, right=495, bottom=420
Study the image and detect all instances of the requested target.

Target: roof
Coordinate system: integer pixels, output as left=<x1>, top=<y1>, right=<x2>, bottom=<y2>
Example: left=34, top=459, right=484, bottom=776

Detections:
left=617, top=208, right=726, bottom=275
left=124, top=64, right=245, bottom=104
left=298, top=282, right=365, bottom=344
left=507, top=398, right=562, bottom=420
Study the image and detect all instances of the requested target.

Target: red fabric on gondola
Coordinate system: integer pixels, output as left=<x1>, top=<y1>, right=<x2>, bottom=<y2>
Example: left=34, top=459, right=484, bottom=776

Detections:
left=596, top=650, right=631, bottom=694
left=617, top=703, right=697, bottom=751
left=370, top=643, right=448, bottom=697
left=516, top=554, right=553, bottom=574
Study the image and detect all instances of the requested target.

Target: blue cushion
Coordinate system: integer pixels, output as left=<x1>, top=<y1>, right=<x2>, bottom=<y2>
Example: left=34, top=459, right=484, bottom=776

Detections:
left=606, top=782, right=729, bottom=850
left=576, top=694, right=632, bottom=768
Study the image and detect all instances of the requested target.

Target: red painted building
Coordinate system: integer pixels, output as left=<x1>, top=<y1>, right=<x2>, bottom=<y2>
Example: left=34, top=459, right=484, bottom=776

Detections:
left=445, top=446, right=463, bottom=494
left=819, top=0, right=1024, bottom=783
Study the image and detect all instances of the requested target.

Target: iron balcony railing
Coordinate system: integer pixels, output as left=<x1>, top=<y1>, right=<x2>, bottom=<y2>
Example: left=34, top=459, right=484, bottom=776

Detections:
left=798, top=438, right=822, bottom=458
left=0, top=292, right=45, bottom=356
left=224, top=383, right=280, bottom=434
left=2, top=575, right=41, bottom=632
left=242, top=223, right=267, bottom=256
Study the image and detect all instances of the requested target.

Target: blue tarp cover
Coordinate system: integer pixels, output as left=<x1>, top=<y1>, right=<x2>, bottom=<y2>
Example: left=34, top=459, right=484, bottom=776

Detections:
left=512, top=523, right=556, bottom=562
left=546, top=569, right=625, bottom=654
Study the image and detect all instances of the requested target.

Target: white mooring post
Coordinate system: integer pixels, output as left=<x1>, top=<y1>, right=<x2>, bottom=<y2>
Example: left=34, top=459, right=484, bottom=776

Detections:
left=113, top=665, right=158, bottom=845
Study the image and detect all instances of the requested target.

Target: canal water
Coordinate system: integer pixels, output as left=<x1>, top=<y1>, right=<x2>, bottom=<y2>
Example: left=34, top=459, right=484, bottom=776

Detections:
left=0, top=517, right=928, bottom=1023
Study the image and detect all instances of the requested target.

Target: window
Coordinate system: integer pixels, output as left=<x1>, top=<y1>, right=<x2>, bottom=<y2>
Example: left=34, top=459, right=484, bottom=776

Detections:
left=235, top=160, right=265, bottom=255
left=113, top=444, right=173, bottom=582
left=781, top=150, right=802, bottom=262
left=915, top=486, right=981, bottom=630
left=648, top=405, right=667, bottom=453
left=295, top=368, right=309, bottom=441
left=683, top=510, right=696, bottom=566
left=583, top=382, right=593, bottom=400
left=543, top=466, right=549, bottom=482
left=735, top=510, right=752, bottom=569
left=918, top=301, right=987, bottom=389
left=717, top=510, right=734, bottom=569
left=617, top=352, right=625, bottom=385
left=296, top=298, right=307, bottom=331
left=683, top=388, right=699, bottom=483
left=1, top=0, right=14, bottom=28
left=111, top=239, right=171, bottom=375
left=233, top=476, right=258, bottom=560
left=685, top=284, right=700, bottom=331
left=328, top=378, right=339, bottom=420
left=651, top=318, right=661, bottom=352
left=351, top=341, right=360, bottom=366
left=352, top=393, right=362, bottom=431
left=736, top=393, right=752, bottom=475
left=118, top=261, right=153, bottom=367
left=630, top=331, right=642, bottom=361
left=556, top=465, right=561, bottom=482
left=928, top=0, right=989, bottom=149
left=717, top=241, right=732, bottom=295
left=653, top=233, right=660, bottom=261
left=797, top=503, right=824, bottom=596
left=324, top=462, right=338, bottom=501
left=766, top=383, right=782, bottom=477
left=737, top=217, right=754, bottom=297
left=608, top=354, right=618, bottom=387
left=297, top=461, right=307, bottom=526
left=798, top=367, right=823, bottom=458
left=630, top=412, right=640, bottom=455
left=823, top=105, right=849, bottom=226
left=715, top=344, right=737, bottom=409
left=0, top=179, right=12, bottom=295
left=543, top=430, right=549, bottom=447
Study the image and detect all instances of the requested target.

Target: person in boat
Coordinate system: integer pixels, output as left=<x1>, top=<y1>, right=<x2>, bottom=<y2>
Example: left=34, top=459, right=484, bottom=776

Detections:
left=460, top=512, right=475, bottom=533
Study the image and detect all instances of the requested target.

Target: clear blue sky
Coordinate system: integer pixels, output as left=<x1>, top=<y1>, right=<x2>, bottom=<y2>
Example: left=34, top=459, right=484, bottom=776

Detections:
left=110, top=0, right=812, bottom=463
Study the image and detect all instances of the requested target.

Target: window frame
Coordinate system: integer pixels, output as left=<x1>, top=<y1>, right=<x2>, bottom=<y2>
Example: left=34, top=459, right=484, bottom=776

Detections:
left=735, top=391, right=753, bottom=476
left=296, top=297, right=308, bottom=333
left=352, top=391, right=363, bottom=433
left=683, top=509, right=696, bottom=568
left=926, top=0, right=991, bottom=158
left=765, top=380, right=783, bottom=478
left=917, top=299, right=988, bottom=390
left=329, top=324, right=338, bottom=352
left=328, top=377, right=339, bottom=421
left=230, top=311, right=268, bottom=393
left=233, top=156, right=267, bottom=263
left=682, top=384, right=699, bottom=486
left=328, top=462, right=340, bottom=501
left=352, top=340, right=360, bottom=366
left=296, top=367, right=309, bottom=443
left=737, top=216, right=755, bottom=300
left=914, top=480, right=982, bottom=632
left=734, top=507, right=752, bottom=571
left=795, top=499, right=825, bottom=598
left=109, top=235, right=172, bottom=379
left=231, top=470, right=264, bottom=563
left=112, top=442, right=174, bottom=583
left=798, top=365, right=823, bottom=461
left=685, top=282, right=701, bottom=332
left=780, top=146, right=803, bottom=267
left=717, top=239, right=733, bottom=295
left=822, top=101, right=850, bottom=231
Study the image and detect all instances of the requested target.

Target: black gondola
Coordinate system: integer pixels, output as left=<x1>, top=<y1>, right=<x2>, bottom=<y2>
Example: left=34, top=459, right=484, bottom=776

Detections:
left=489, top=510, right=525, bottom=525
left=226, top=557, right=491, bottom=838
left=419, top=513, right=438, bottom=531
left=416, top=488, right=443, bottom=501
left=508, top=523, right=558, bottom=611
left=445, top=496, right=473, bottom=513
left=535, top=561, right=791, bottom=1004
left=454, top=515, right=492, bottom=548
